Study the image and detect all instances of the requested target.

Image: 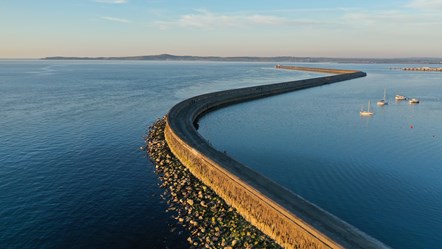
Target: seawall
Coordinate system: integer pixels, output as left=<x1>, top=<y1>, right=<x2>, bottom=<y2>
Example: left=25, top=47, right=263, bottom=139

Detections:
left=275, top=65, right=360, bottom=74
left=402, top=67, right=442, bottom=72
left=165, top=66, right=388, bottom=248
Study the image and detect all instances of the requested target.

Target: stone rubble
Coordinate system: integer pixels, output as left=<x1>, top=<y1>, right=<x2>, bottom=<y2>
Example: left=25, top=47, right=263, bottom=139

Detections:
left=145, top=117, right=282, bottom=249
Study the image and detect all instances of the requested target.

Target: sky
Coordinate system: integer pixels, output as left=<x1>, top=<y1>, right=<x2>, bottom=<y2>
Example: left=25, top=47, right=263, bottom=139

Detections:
left=1, top=0, right=441, bottom=58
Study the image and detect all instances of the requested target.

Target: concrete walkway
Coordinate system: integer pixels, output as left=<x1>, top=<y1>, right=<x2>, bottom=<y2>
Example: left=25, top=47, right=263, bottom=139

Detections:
left=165, top=66, right=389, bottom=248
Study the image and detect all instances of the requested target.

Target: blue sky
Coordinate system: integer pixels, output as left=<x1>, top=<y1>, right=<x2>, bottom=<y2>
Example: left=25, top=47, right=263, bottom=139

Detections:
left=1, top=0, right=441, bottom=58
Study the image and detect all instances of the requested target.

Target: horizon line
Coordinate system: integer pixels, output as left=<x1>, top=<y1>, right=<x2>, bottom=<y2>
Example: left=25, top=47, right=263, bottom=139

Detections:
left=1, top=54, right=442, bottom=62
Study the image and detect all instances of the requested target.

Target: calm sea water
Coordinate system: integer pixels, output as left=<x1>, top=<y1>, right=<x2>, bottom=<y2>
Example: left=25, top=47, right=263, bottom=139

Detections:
left=198, top=64, right=442, bottom=249
left=0, top=60, right=321, bottom=248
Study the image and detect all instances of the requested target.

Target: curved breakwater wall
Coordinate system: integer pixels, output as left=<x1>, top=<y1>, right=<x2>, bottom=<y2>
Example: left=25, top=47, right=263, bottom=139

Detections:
left=274, top=65, right=360, bottom=75
left=165, top=66, right=388, bottom=248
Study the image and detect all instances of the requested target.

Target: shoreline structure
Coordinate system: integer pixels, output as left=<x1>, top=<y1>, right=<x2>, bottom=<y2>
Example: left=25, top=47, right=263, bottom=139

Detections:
left=402, top=66, right=442, bottom=72
left=164, top=65, right=388, bottom=248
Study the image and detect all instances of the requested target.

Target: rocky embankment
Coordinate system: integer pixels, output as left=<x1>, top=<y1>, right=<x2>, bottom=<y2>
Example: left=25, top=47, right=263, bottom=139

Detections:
left=146, top=117, right=281, bottom=249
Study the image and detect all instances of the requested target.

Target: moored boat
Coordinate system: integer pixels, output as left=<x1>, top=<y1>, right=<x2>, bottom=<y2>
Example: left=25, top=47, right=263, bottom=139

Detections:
left=360, top=100, right=374, bottom=116
left=409, top=98, right=420, bottom=104
left=376, top=100, right=387, bottom=106
left=377, top=88, right=388, bottom=106
left=395, top=95, right=407, bottom=101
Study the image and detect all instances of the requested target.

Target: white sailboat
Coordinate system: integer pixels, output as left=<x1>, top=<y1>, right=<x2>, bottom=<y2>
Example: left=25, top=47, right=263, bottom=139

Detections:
left=360, top=100, right=374, bottom=116
left=377, top=88, right=388, bottom=106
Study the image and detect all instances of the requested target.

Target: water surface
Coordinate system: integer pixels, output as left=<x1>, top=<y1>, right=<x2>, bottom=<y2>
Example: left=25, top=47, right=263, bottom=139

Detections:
left=0, top=60, right=319, bottom=248
left=199, top=64, right=442, bottom=249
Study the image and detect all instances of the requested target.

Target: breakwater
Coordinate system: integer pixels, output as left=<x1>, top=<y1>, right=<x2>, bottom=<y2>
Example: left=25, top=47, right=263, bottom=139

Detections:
left=402, top=67, right=442, bottom=72
left=147, top=117, right=281, bottom=248
left=275, top=64, right=360, bottom=74
left=163, top=66, right=388, bottom=248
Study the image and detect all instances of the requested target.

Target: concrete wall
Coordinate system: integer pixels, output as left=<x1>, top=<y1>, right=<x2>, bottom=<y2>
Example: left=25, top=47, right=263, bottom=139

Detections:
left=275, top=65, right=360, bottom=74
left=165, top=67, right=388, bottom=248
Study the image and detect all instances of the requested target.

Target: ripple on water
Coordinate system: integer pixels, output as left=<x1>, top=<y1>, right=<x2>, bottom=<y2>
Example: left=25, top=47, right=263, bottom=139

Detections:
left=198, top=65, right=442, bottom=249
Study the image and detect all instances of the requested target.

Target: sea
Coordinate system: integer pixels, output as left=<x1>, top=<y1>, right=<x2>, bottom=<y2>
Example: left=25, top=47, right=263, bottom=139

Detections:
left=198, top=63, right=442, bottom=249
left=0, top=60, right=440, bottom=249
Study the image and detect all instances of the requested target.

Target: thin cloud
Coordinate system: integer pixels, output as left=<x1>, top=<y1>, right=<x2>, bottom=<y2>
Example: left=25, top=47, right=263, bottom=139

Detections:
left=95, top=0, right=128, bottom=4
left=343, top=11, right=414, bottom=25
left=155, top=9, right=333, bottom=30
left=179, top=9, right=240, bottom=28
left=245, top=7, right=360, bottom=14
left=101, top=16, right=131, bottom=23
left=246, top=15, right=285, bottom=25
left=342, top=10, right=441, bottom=26
left=408, top=0, right=442, bottom=10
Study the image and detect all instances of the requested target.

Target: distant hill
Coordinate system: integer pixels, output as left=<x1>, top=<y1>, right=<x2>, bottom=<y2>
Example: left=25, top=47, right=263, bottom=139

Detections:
left=42, top=54, right=442, bottom=64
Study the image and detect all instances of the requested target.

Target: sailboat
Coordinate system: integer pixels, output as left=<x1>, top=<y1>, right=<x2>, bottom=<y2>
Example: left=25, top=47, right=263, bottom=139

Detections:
left=360, top=100, right=374, bottom=116
left=377, top=88, right=388, bottom=106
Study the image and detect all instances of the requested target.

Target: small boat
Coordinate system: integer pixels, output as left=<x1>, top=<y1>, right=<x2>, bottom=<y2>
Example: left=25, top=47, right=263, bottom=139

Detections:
left=395, top=95, right=407, bottom=101
left=360, top=100, right=374, bottom=116
left=377, top=88, right=388, bottom=106
left=409, top=98, right=420, bottom=104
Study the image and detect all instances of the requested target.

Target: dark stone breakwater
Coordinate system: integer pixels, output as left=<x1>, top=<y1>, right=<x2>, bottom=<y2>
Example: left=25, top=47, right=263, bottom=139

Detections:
left=146, top=117, right=282, bottom=249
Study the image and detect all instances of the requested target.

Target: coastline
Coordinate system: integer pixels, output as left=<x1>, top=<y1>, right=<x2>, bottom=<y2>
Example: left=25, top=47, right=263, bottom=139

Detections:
left=40, top=54, right=442, bottom=64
